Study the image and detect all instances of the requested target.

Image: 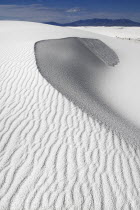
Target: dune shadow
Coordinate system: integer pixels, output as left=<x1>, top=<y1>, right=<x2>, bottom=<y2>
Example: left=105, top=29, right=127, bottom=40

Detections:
left=34, top=37, right=140, bottom=147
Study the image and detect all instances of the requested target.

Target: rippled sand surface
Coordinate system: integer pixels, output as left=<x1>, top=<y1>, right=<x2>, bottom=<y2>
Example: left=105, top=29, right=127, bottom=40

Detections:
left=0, top=21, right=140, bottom=210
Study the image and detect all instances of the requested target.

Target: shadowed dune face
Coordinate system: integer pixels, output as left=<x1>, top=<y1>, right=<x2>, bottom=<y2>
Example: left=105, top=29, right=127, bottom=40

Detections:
left=35, top=37, right=140, bottom=146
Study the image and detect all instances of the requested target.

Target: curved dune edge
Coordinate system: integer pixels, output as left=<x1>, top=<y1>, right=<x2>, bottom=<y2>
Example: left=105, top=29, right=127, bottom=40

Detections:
left=34, top=37, right=140, bottom=148
left=78, top=38, right=119, bottom=66
left=0, top=21, right=140, bottom=210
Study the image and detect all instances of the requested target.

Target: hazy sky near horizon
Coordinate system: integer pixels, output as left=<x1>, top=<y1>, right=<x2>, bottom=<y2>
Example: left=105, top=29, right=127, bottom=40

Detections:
left=0, top=0, right=140, bottom=23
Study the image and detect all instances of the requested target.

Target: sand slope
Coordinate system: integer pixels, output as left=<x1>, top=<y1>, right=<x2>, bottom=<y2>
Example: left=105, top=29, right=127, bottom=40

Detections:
left=0, top=21, right=140, bottom=210
left=35, top=36, right=140, bottom=146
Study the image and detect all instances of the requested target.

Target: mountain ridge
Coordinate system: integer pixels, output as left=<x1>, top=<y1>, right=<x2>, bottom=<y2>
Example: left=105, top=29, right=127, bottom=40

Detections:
left=44, top=18, right=140, bottom=27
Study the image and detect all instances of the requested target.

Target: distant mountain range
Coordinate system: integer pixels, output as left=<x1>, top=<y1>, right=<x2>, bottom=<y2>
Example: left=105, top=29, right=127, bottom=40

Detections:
left=44, top=18, right=140, bottom=27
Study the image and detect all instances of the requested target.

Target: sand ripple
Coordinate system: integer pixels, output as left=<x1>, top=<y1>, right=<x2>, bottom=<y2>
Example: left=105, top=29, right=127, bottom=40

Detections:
left=0, top=22, right=140, bottom=210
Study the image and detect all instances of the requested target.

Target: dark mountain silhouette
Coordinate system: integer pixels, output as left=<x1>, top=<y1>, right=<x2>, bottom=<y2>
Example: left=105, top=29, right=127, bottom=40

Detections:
left=44, top=18, right=140, bottom=27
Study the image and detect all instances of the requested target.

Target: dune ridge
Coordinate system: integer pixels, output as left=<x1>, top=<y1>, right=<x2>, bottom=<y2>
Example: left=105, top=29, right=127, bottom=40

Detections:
left=0, top=21, right=140, bottom=210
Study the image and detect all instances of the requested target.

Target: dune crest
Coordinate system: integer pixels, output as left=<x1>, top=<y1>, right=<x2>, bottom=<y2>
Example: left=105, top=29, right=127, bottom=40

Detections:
left=79, top=38, right=119, bottom=66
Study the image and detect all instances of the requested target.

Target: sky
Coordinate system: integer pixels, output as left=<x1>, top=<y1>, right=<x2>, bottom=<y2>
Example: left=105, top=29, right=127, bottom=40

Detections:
left=0, top=0, right=140, bottom=23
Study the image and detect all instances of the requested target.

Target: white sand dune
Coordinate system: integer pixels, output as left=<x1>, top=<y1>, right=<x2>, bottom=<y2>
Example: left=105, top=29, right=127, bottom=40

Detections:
left=0, top=21, right=140, bottom=210
left=73, top=26, right=140, bottom=40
